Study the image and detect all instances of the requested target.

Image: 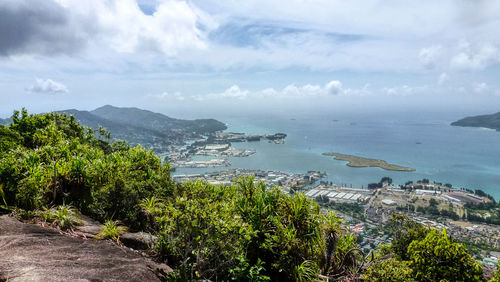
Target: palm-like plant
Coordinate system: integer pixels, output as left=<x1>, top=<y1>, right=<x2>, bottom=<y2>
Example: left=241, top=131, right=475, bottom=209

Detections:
left=96, top=220, right=128, bottom=242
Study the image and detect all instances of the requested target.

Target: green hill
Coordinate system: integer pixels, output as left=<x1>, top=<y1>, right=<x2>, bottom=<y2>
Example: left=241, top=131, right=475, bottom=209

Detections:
left=451, top=112, right=500, bottom=131
left=1, top=106, right=226, bottom=152
left=91, top=105, right=226, bottom=135
left=57, top=108, right=174, bottom=150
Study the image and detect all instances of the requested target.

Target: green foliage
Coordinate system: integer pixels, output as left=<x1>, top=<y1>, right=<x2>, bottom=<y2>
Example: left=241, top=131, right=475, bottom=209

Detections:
left=144, top=177, right=358, bottom=281
left=0, top=125, right=21, bottom=155
left=229, top=257, right=270, bottom=282
left=96, top=220, right=128, bottom=242
left=37, top=205, right=81, bottom=230
left=379, top=176, right=392, bottom=185
left=152, top=180, right=254, bottom=281
left=0, top=184, right=8, bottom=209
left=490, top=262, right=500, bottom=282
left=364, top=257, right=413, bottom=282
left=429, top=198, right=439, bottom=206
left=0, top=109, right=174, bottom=230
left=371, top=217, right=485, bottom=281
left=407, top=228, right=483, bottom=282
left=388, top=214, right=429, bottom=260
left=293, top=260, right=319, bottom=282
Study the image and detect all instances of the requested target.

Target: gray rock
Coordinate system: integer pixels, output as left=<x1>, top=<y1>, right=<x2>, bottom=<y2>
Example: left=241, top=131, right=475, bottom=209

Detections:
left=120, top=232, right=157, bottom=250
left=0, top=215, right=171, bottom=281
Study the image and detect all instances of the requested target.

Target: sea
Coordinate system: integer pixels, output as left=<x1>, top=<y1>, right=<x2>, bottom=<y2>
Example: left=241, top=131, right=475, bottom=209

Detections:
left=173, top=110, right=500, bottom=200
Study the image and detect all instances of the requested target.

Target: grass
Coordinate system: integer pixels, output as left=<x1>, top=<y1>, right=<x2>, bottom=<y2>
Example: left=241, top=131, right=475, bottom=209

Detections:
left=95, top=220, right=128, bottom=242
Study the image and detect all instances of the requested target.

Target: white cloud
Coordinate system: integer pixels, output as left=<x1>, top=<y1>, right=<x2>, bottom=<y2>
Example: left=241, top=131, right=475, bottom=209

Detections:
left=383, top=85, right=428, bottom=97
left=161, top=79, right=366, bottom=102
left=438, top=72, right=449, bottom=85
left=27, top=78, right=68, bottom=94
left=325, top=80, right=343, bottom=95
left=219, top=85, right=249, bottom=99
left=473, top=82, right=488, bottom=94
left=153, top=91, right=185, bottom=101
left=343, top=84, right=371, bottom=96
left=419, top=45, right=442, bottom=69
left=282, top=84, right=323, bottom=96
left=450, top=41, right=499, bottom=70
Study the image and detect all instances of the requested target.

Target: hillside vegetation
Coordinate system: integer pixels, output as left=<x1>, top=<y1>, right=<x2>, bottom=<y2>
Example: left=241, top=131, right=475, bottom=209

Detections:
left=451, top=111, right=500, bottom=131
left=0, top=109, right=498, bottom=281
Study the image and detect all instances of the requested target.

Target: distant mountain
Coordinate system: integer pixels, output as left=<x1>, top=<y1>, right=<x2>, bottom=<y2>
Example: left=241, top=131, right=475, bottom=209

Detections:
left=91, top=105, right=226, bottom=135
left=0, top=118, right=10, bottom=125
left=54, top=106, right=227, bottom=152
left=451, top=112, right=500, bottom=131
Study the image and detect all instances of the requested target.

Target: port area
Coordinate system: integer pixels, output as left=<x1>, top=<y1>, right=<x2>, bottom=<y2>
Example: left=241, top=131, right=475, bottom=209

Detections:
left=303, top=184, right=374, bottom=203
left=213, top=132, right=287, bottom=144
left=167, top=132, right=287, bottom=168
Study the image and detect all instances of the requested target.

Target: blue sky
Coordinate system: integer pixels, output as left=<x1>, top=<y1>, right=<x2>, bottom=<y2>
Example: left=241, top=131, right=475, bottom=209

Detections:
left=1, top=0, right=500, bottom=118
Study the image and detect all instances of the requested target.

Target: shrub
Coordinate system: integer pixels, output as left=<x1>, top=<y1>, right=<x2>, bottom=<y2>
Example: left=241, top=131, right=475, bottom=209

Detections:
left=363, top=257, right=413, bottom=282
left=408, top=228, right=483, bottom=282
left=37, top=205, right=81, bottom=231
left=491, top=262, right=500, bottom=282
left=96, top=220, right=128, bottom=242
left=145, top=177, right=358, bottom=281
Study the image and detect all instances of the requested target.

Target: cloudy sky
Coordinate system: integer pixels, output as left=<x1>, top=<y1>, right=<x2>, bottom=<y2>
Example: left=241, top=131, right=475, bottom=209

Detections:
left=1, top=0, right=500, bottom=119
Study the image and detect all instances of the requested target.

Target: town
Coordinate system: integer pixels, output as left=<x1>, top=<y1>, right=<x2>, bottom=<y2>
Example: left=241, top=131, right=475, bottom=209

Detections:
left=165, top=132, right=287, bottom=168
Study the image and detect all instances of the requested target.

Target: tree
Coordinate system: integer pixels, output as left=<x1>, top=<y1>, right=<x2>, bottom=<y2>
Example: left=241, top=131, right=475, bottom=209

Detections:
left=388, top=214, right=429, bottom=260
left=490, top=262, right=500, bottom=282
left=363, top=258, right=413, bottom=282
left=379, top=177, right=392, bottom=186
left=429, top=198, right=438, bottom=206
left=407, top=228, right=483, bottom=282
left=0, top=125, right=21, bottom=155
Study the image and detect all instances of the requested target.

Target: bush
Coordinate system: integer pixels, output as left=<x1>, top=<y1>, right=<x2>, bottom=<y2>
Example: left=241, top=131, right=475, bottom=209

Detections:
left=408, top=228, right=483, bottom=282
left=491, top=262, right=500, bottom=282
left=96, top=220, right=128, bottom=242
left=388, top=214, right=429, bottom=260
left=37, top=205, right=81, bottom=231
left=144, top=177, right=358, bottom=281
left=0, top=109, right=175, bottom=230
left=364, top=258, right=413, bottom=282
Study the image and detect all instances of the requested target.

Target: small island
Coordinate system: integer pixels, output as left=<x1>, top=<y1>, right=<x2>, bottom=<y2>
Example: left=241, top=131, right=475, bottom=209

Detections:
left=322, top=152, right=415, bottom=171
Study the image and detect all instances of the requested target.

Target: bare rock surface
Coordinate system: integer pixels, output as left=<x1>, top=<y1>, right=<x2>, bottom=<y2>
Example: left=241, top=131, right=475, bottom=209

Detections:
left=0, top=215, right=169, bottom=281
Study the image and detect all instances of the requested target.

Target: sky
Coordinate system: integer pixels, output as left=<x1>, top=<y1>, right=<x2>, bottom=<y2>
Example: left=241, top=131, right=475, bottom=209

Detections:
left=1, top=0, right=500, bottom=119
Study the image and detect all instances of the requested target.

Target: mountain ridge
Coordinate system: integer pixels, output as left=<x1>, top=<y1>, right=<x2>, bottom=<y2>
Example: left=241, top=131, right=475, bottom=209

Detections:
left=1, top=106, right=227, bottom=152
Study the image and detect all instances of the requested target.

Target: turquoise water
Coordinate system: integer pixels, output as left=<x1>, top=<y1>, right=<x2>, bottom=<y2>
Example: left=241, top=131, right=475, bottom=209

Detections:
left=175, top=112, right=500, bottom=200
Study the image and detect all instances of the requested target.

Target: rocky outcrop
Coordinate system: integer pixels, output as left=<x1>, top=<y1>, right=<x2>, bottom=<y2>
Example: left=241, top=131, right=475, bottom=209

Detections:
left=0, top=215, right=170, bottom=281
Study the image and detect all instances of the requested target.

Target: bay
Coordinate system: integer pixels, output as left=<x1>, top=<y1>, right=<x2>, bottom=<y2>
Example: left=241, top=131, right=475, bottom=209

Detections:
left=174, top=112, right=500, bottom=200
